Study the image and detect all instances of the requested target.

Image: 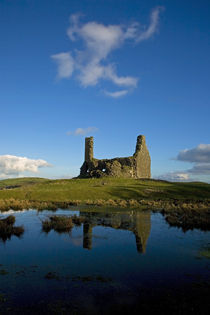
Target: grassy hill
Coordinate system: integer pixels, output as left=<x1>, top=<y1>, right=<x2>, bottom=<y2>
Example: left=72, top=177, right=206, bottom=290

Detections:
left=0, top=177, right=50, bottom=189
left=0, top=177, right=209, bottom=203
left=0, top=177, right=209, bottom=230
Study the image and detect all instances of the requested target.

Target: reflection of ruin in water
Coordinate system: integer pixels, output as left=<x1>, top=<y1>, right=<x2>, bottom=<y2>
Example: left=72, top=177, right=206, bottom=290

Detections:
left=81, top=211, right=151, bottom=253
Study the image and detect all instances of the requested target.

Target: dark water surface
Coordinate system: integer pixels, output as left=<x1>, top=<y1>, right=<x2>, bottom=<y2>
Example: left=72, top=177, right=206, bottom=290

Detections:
left=0, top=208, right=209, bottom=314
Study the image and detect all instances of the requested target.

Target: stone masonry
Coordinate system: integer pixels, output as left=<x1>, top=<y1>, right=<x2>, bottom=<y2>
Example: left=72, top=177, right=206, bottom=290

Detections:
left=80, top=135, right=151, bottom=179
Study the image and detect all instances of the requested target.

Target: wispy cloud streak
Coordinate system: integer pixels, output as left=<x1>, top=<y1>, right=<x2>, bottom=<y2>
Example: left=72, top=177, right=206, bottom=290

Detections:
left=156, top=172, right=190, bottom=182
left=104, top=90, right=129, bottom=98
left=67, top=127, right=98, bottom=136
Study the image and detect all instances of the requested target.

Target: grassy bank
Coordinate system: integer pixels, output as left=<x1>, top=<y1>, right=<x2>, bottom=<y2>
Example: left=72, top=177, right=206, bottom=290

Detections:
left=0, top=177, right=209, bottom=212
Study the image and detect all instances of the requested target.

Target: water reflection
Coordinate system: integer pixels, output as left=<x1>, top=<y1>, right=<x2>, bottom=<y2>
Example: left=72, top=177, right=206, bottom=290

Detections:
left=81, top=210, right=151, bottom=253
left=0, top=209, right=209, bottom=314
left=0, top=215, right=24, bottom=242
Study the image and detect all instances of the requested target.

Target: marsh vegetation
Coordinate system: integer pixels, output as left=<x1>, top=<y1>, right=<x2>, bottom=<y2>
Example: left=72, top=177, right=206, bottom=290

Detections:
left=0, top=177, right=209, bottom=230
left=42, top=215, right=74, bottom=233
left=42, top=215, right=86, bottom=233
left=0, top=215, right=24, bottom=241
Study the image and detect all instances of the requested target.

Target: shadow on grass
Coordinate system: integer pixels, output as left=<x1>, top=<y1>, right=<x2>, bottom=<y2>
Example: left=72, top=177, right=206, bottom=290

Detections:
left=164, top=182, right=210, bottom=200
left=107, top=186, right=143, bottom=200
left=107, top=181, right=210, bottom=201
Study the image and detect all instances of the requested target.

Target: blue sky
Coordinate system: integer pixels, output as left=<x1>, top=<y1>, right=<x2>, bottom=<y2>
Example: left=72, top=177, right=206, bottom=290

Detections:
left=0, top=0, right=210, bottom=181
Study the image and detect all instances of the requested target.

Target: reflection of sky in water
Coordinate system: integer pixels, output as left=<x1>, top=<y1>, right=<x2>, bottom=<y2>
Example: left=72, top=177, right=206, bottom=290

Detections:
left=0, top=208, right=209, bottom=313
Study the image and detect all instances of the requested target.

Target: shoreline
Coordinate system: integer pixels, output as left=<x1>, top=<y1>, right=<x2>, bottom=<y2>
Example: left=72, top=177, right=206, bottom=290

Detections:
left=0, top=198, right=209, bottom=231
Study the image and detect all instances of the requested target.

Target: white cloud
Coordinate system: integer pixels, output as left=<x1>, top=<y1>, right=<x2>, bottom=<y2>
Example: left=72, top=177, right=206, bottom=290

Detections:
left=67, top=127, right=98, bottom=136
left=156, top=144, right=210, bottom=182
left=160, top=143, right=210, bottom=181
left=0, top=155, right=51, bottom=178
left=77, top=63, right=138, bottom=88
left=135, top=6, right=163, bottom=42
left=157, top=172, right=190, bottom=182
left=51, top=52, right=74, bottom=79
left=175, top=143, right=210, bottom=176
left=187, top=163, right=210, bottom=175
left=104, top=89, right=129, bottom=98
left=52, top=7, right=162, bottom=96
left=176, top=144, right=210, bottom=163
left=72, top=21, right=124, bottom=60
left=78, top=62, right=105, bottom=86
left=104, top=65, right=138, bottom=87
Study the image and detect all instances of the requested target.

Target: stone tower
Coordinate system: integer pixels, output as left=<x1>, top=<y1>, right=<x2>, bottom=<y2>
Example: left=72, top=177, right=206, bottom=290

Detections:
left=80, top=135, right=151, bottom=179
left=85, top=137, right=94, bottom=162
left=133, top=135, right=151, bottom=178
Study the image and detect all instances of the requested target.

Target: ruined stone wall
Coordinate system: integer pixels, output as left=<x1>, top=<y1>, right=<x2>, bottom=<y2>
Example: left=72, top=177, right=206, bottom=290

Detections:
left=80, top=135, right=151, bottom=179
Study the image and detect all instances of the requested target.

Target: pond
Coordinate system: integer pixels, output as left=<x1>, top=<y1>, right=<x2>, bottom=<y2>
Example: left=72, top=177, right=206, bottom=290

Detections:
left=0, top=208, right=209, bottom=314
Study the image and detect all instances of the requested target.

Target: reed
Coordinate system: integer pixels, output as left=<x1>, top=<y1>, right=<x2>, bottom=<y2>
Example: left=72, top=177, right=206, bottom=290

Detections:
left=42, top=215, right=74, bottom=233
left=0, top=215, right=24, bottom=241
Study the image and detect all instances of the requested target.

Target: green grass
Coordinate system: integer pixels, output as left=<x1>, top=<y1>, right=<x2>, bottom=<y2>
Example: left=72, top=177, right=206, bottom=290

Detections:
left=0, top=177, right=50, bottom=189
left=0, top=177, right=209, bottom=212
left=0, top=177, right=209, bottom=202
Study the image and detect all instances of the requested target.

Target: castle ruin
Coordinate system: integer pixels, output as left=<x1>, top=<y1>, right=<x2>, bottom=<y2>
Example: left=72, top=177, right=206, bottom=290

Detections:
left=81, top=210, right=151, bottom=253
left=80, top=135, right=151, bottom=178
